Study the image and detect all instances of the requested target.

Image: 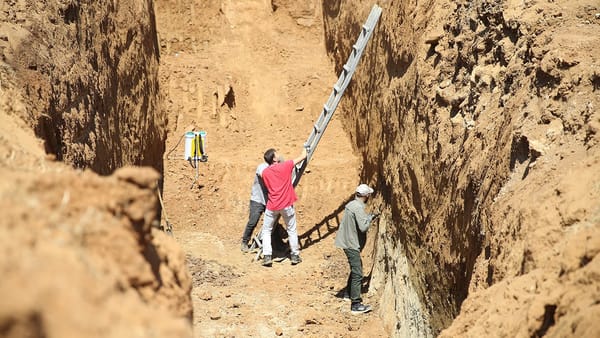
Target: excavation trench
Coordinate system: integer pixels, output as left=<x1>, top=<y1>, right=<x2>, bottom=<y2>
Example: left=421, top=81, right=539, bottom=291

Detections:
left=2, top=0, right=599, bottom=337
left=156, top=1, right=446, bottom=336
left=153, top=0, right=401, bottom=336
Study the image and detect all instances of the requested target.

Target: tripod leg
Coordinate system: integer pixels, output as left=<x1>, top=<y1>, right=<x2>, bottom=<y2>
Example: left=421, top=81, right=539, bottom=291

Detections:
left=190, top=133, right=202, bottom=188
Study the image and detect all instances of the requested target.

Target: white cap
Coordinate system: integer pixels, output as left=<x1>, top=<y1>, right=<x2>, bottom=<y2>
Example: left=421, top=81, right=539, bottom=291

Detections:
left=356, top=184, right=374, bottom=196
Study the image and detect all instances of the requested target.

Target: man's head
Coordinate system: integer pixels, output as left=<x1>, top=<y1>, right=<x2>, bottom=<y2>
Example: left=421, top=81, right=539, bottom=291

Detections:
left=264, top=148, right=278, bottom=164
left=355, top=184, right=374, bottom=199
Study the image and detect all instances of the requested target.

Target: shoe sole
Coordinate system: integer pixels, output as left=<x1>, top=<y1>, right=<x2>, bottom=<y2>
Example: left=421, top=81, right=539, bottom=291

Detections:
left=351, top=309, right=372, bottom=315
left=351, top=306, right=372, bottom=314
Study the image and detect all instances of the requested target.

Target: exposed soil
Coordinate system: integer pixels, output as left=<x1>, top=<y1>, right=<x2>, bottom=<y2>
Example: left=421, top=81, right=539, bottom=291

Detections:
left=155, top=0, right=387, bottom=336
left=1, top=0, right=599, bottom=337
left=158, top=0, right=600, bottom=336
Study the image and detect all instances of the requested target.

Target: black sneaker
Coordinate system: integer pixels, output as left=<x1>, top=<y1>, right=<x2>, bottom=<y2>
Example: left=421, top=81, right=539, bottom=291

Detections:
left=290, top=254, right=302, bottom=265
left=240, top=242, right=250, bottom=253
left=351, top=303, right=372, bottom=314
left=262, top=255, right=272, bottom=267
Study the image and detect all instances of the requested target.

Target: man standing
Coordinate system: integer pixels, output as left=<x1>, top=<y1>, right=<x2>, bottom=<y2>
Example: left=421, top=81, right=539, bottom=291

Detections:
left=335, top=184, right=379, bottom=314
left=260, top=147, right=307, bottom=267
left=240, top=161, right=269, bottom=252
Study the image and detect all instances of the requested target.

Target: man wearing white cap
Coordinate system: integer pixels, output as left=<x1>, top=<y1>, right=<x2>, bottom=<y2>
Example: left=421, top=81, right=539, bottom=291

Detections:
left=334, top=183, right=379, bottom=314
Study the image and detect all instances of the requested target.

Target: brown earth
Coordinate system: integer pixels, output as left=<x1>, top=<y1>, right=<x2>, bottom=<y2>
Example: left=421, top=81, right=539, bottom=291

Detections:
left=1, top=0, right=599, bottom=337
left=155, top=0, right=387, bottom=336
left=1, top=1, right=191, bottom=337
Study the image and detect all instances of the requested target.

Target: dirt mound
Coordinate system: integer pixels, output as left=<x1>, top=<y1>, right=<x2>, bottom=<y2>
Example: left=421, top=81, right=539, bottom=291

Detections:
left=0, top=162, right=192, bottom=337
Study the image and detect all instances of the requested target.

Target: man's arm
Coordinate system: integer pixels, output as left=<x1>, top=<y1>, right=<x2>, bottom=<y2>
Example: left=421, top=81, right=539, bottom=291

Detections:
left=256, top=162, right=269, bottom=177
left=293, top=147, right=307, bottom=165
left=354, top=206, right=374, bottom=233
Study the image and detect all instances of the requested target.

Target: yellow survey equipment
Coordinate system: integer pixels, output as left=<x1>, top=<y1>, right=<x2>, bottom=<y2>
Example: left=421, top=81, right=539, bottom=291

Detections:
left=184, top=130, right=208, bottom=188
left=184, top=131, right=208, bottom=162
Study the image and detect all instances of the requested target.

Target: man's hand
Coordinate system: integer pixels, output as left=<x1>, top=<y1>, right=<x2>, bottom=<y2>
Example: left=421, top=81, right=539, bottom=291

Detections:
left=293, top=147, right=308, bottom=165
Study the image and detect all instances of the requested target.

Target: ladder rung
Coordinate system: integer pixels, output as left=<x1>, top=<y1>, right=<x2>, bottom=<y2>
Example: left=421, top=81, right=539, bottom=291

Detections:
left=333, top=85, right=341, bottom=93
left=343, top=64, right=351, bottom=73
left=362, top=24, right=371, bottom=33
left=323, top=104, right=330, bottom=113
left=313, top=124, right=321, bottom=133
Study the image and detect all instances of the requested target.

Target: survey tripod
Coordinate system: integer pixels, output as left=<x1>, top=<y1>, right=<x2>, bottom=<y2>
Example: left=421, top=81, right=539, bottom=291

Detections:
left=249, top=4, right=382, bottom=261
left=187, top=131, right=208, bottom=188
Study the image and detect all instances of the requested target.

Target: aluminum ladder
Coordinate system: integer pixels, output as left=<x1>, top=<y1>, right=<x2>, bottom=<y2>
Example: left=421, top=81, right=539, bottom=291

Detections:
left=293, top=4, right=382, bottom=187
left=251, top=4, right=382, bottom=261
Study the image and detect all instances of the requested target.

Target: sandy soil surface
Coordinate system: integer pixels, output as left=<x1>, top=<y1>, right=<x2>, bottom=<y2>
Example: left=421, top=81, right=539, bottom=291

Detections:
left=155, top=1, right=386, bottom=336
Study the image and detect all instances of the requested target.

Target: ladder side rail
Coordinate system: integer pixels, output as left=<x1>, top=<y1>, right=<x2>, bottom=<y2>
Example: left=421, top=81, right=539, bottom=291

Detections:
left=293, top=5, right=382, bottom=187
left=324, top=6, right=381, bottom=107
left=306, top=57, right=367, bottom=157
left=303, top=105, right=329, bottom=156
left=299, top=86, right=344, bottom=170
left=304, top=61, right=359, bottom=155
left=321, top=10, right=380, bottom=112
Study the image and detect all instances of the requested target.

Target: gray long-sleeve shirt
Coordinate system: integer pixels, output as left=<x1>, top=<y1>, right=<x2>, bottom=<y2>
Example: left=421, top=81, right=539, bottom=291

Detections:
left=334, top=198, right=375, bottom=251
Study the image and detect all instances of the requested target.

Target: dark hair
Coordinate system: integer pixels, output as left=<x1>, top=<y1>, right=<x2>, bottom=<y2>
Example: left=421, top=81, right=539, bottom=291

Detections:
left=264, top=148, right=277, bottom=164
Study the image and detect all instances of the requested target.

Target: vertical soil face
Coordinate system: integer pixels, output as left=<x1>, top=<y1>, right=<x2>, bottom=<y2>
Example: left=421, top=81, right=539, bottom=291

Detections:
left=2, top=0, right=165, bottom=175
left=1, top=1, right=192, bottom=337
left=324, top=0, right=600, bottom=336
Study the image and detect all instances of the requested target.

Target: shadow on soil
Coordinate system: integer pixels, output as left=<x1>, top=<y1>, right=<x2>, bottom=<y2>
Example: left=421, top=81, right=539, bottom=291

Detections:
left=299, top=194, right=354, bottom=249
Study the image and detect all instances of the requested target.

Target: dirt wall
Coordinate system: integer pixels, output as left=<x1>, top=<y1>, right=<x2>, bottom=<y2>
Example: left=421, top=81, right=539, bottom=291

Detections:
left=0, top=1, right=193, bottom=337
left=0, top=0, right=165, bottom=175
left=323, top=0, right=600, bottom=336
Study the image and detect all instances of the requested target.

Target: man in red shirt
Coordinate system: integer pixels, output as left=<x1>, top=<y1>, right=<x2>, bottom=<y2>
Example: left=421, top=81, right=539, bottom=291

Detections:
left=260, top=147, right=307, bottom=266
